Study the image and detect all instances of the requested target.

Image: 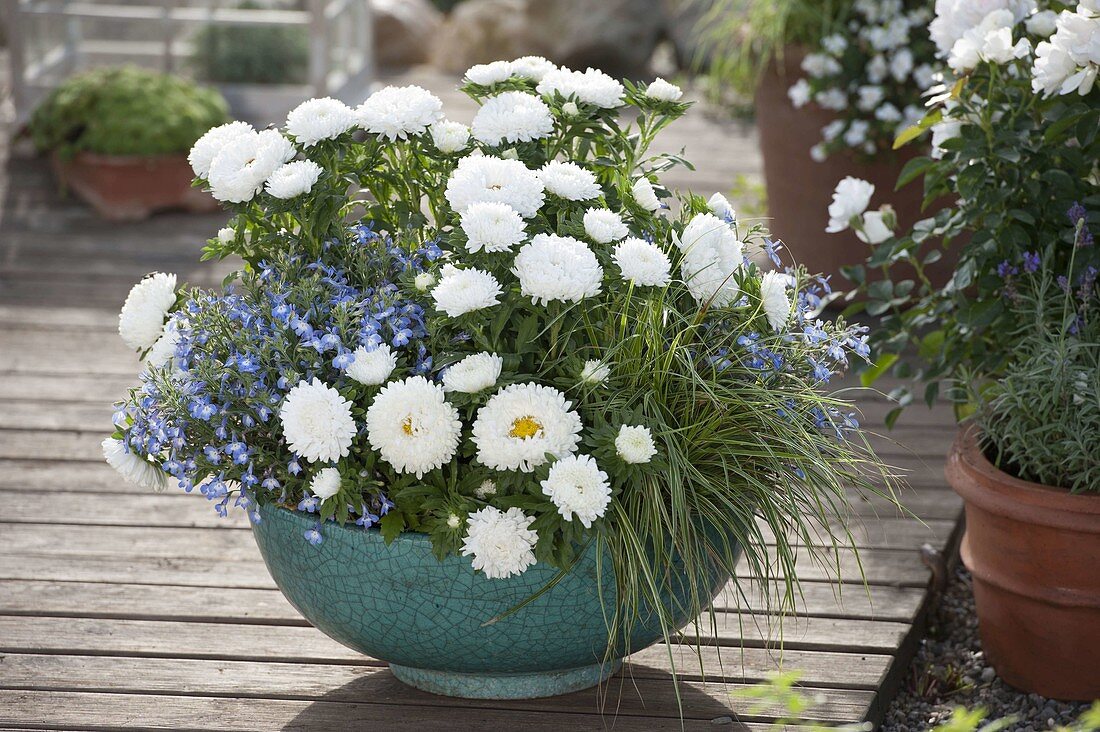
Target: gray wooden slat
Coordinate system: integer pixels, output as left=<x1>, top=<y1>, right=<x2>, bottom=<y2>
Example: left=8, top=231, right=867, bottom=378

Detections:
left=0, top=617, right=891, bottom=690
left=0, top=689, right=777, bottom=731
left=0, top=654, right=872, bottom=725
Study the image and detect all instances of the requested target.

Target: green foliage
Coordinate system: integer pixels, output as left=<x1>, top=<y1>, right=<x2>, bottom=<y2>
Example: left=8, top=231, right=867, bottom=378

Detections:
left=190, top=4, right=309, bottom=85
left=29, top=67, right=228, bottom=157
left=698, top=0, right=859, bottom=96
left=855, top=10, right=1100, bottom=492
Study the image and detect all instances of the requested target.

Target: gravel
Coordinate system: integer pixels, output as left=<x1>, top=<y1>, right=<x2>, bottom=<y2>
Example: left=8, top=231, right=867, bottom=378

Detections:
left=881, top=566, right=1092, bottom=731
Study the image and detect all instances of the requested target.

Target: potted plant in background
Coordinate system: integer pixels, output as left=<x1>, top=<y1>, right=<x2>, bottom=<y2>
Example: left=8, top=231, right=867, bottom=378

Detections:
left=837, top=0, right=1100, bottom=700
left=29, top=66, right=229, bottom=221
left=701, top=0, right=941, bottom=287
left=103, top=59, right=896, bottom=701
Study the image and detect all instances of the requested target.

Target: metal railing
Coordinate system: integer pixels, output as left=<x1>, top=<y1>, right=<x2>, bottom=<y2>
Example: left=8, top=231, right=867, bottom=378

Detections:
left=2, top=0, right=374, bottom=126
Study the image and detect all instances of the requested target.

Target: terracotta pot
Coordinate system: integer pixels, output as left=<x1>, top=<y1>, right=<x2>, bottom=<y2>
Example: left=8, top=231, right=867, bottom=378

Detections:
left=754, top=49, right=954, bottom=291
left=51, top=151, right=218, bottom=221
left=945, top=425, right=1100, bottom=701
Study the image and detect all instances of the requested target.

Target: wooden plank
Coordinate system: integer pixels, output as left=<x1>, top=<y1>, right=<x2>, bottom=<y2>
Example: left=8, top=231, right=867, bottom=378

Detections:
left=0, top=689, right=773, bottom=731
left=0, top=374, right=133, bottom=404
left=0, top=523, right=933, bottom=587
left=0, top=616, right=891, bottom=690
left=0, top=576, right=926, bottom=625
left=0, top=654, right=872, bottom=725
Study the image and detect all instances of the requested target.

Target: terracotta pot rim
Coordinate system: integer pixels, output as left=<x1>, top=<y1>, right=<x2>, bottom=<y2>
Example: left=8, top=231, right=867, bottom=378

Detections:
left=948, top=424, right=1100, bottom=539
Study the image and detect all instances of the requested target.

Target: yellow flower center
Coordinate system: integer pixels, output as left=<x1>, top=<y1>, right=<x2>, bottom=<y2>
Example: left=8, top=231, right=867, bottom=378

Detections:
left=509, top=416, right=543, bottom=440
left=402, top=416, right=415, bottom=436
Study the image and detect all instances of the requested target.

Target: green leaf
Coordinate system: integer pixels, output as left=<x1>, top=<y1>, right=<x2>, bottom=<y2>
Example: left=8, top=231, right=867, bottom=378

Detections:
left=896, top=156, right=934, bottom=189
left=918, top=330, right=945, bottom=360
left=379, top=511, right=405, bottom=544
left=861, top=353, right=899, bottom=387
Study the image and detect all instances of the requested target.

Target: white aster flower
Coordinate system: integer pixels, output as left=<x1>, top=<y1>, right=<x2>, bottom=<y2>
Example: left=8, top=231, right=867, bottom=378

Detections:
left=265, top=160, right=323, bottom=199
left=442, top=352, right=503, bottom=393
left=472, top=91, right=555, bottom=146
left=857, top=209, right=895, bottom=244
left=472, top=383, right=583, bottom=472
left=207, top=129, right=295, bottom=203
left=188, top=121, right=254, bottom=178
left=875, top=103, right=903, bottom=122
left=913, top=63, right=938, bottom=89
left=279, top=378, right=357, bottom=463
left=430, top=119, right=471, bottom=153
left=465, top=60, right=515, bottom=86
left=537, top=160, right=602, bottom=201
left=788, top=78, right=812, bottom=108
left=447, top=513, right=462, bottom=529
left=461, top=201, right=526, bottom=253
left=826, top=177, right=875, bottom=233
left=613, top=237, right=672, bottom=287
left=822, top=33, right=849, bottom=55
left=540, top=454, right=611, bottom=528
left=583, top=208, right=629, bottom=243
left=759, top=271, right=792, bottom=332
left=676, top=213, right=744, bottom=307
left=475, top=479, right=497, bottom=498
left=707, top=192, right=735, bottom=221
left=309, top=467, right=342, bottom=501
left=631, top=177, right=662, bottom=212
left=513, top=234, right=603, bottom=305
left=615, top=424, right=657, bottom=464
left=536, top=67, right=625, bottom=108
left=510, top=55, right=557, bottom=82
left=144, top=322, right=180, bottom=369
left=285, top=97, right=357, bottom=147
left=580, top=359, right=611, bottom=385
left=431, top=264, right=503, bottom=317
left=644, top=77, right=683, bottom=102
left=810, top=143, right=828, bottom=163
left=444, top=155, right=545, bottom=218
left=102, top=437, right=167, bottom=491
left=346, top=344, right=397, bottom=386
left=216, top=227, right=234, bottom=244
left=461, top=506, right=538, bottom=579
left=119, top=272, right=177, bottom=351
left=414, top=272, right=436, bottom=292
left=561, top=101, right=580, bottom=117
left=357, top=85, right=443, bottom=140
left=365, top=376, right=462, bottom=478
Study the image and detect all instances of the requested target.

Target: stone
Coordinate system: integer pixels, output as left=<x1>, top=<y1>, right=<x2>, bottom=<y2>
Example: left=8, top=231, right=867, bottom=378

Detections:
left=430, top=0, right=546, bottom=74
left=372, top=0, right=444, bottom=69
left=524, top=0, right=664, bottom=77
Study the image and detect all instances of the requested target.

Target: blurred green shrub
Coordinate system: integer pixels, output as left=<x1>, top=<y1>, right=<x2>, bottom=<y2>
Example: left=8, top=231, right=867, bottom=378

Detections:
left=190, top=1, right=309, bottom=85
left=30, top=66, right=229, bottom=158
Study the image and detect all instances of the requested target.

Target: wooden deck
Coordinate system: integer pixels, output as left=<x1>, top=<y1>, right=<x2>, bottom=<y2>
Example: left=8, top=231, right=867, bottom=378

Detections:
left=0, top=69, right=963, bottom=730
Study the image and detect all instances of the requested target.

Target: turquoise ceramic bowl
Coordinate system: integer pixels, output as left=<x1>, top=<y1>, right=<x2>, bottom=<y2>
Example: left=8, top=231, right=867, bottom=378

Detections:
left=252, top=504, right=736, bottom=699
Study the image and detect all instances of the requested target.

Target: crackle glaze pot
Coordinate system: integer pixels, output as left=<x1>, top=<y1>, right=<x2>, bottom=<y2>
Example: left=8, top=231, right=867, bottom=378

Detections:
left=252, top=503, right=736, bottom=699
